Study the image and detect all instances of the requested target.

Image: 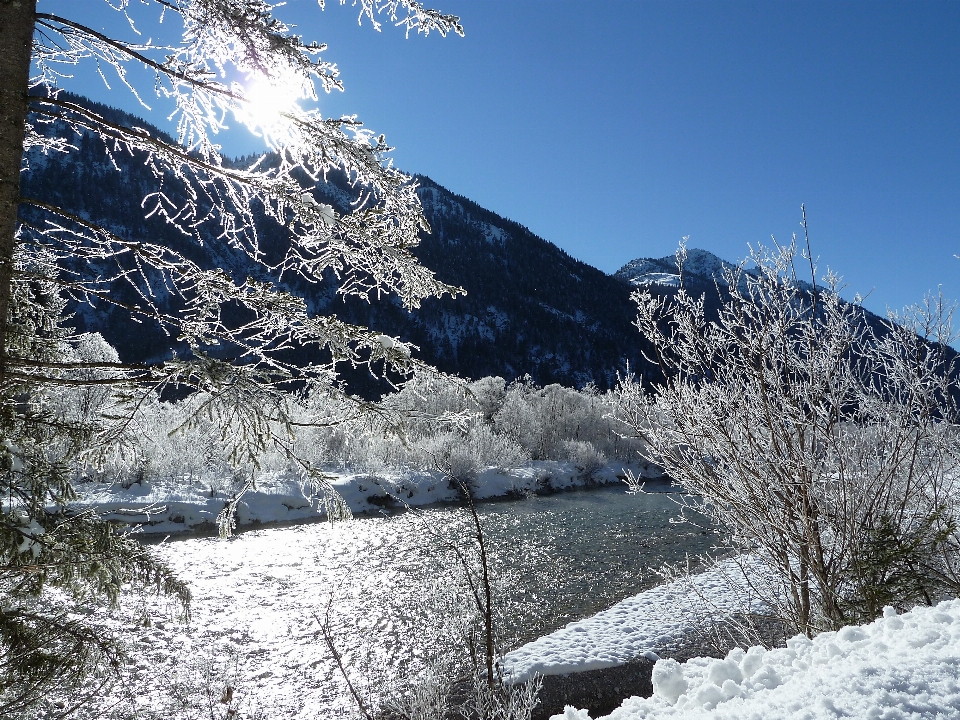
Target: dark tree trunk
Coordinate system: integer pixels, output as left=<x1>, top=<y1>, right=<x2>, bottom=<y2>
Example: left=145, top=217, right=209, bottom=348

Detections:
left=0, top=0, right=36, bottom=376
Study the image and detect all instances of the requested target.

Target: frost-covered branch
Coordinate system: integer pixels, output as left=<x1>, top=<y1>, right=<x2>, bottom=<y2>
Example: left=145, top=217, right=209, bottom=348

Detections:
left=2, top=0, right=464, bottom=709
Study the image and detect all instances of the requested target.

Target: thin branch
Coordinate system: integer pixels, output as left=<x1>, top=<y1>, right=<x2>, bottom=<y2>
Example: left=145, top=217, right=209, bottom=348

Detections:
left=35, top=13, right=241, bottom=102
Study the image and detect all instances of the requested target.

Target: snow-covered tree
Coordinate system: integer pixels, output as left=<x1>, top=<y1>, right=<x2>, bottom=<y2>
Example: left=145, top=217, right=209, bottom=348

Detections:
left=0, top=0, right=462, bottom=711
left=614, top=242, right=960, bottom=637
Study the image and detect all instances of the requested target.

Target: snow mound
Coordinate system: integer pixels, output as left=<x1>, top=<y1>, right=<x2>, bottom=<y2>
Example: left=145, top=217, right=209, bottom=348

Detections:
left=554, top=600, right=960, bottom=719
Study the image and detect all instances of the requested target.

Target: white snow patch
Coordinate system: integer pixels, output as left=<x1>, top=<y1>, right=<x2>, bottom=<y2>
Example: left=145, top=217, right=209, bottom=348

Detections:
left=628, top=273, right=681, bottom=288
left=485, top=224, right=506, bottom=244
left=550, top=600, right=960, bottom=720
left=503, top=556, right=766, bottom=681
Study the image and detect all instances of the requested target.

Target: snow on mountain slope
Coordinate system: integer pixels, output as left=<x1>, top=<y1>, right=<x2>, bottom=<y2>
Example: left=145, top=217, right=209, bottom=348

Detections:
left=614, top=249, right=739, bottom=288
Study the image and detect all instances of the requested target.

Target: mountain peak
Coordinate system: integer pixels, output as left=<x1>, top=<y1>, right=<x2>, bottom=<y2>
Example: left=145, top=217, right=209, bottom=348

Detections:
left=614, top=248, right=737, bottom=288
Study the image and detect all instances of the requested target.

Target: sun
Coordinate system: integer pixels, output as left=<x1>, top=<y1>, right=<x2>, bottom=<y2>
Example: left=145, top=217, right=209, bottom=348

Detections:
left=236, top=73, right=304, bottom=140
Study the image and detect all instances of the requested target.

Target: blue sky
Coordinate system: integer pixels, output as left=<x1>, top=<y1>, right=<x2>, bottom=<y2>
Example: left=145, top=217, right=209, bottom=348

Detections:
left=39, top=0, right=960, bottom=318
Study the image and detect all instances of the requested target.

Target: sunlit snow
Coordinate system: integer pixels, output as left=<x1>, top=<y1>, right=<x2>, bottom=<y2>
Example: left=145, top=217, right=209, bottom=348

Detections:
left=551, top=600, right=960, bottom=719
left=504, top=556, right=768, bottom=681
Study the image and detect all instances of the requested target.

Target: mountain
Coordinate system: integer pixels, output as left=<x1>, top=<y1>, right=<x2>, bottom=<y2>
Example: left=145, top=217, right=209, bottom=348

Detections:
left=24, top=95, right=940, bottom=398
left=327, top=175, right=659, bottom=391
left=613, top=247, right=949, bottom=371
left=615, top=248, right=738, bottom=289
left=21, top=94, right=666, bottom=395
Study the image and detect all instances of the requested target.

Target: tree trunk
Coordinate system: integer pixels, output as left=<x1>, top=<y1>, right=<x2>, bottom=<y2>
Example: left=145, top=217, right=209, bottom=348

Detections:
left=0, top=0, right=36, bottom=377
left=464, top=484, right=496, bottom=689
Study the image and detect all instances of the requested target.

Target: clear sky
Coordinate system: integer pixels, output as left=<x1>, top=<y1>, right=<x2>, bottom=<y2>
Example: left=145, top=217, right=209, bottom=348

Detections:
left=38, top=0, right=960, bottom=318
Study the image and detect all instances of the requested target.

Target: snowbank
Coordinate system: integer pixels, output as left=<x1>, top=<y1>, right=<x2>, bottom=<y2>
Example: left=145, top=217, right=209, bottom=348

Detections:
left=552, top=600, right=960, bottom=720
left=68, top=462, right=656, bottom=535
left=503, top=556, right=767, bottom=681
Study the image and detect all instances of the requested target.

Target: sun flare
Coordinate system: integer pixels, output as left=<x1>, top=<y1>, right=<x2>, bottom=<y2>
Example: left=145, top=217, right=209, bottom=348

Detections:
left=237, top=74, right=304, bottom=138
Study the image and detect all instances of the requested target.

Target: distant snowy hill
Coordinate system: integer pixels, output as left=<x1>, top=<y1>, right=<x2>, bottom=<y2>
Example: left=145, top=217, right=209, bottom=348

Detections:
left=615, top=248, right=823, bottom=298
left=615, top=249, right=739, bottom=288
left=611, top=247, right=942, bottom=384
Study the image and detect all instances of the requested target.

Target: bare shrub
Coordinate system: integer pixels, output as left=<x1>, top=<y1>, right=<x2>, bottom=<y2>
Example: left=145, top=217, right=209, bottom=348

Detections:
left=559, top=440, right=606, bottom=478
left=615, top=240, right=960, bottom=636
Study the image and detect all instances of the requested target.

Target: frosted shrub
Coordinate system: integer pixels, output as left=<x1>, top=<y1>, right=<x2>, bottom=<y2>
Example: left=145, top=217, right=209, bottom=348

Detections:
left=43, top=332, right=137, bottom=483
left=418, top=431, right=480, bottom=483
left=491, top=378, right=542, bottom=458
left=381, top=660, right=454, bottom=720
left=83, top=393, right=255, bottom=490
left=467, top=424, right=530, bottom=471
left=140, top=402, right=235, bottom=486
left=411, top=423, right=528, bottom=475
left=380, top=372, right=476, bottom=442
left=48, top=333, right=119, bottom=430
left=560, top=440, right=606, bottom=478
left=463, top=673, right=543, bottom=720
left=470, top=376, right=508, bottom=424
left=309, top=425, right=357, bottom=469
left=616, top=241, right=960, bottom=636
left=492, top=379, right=631, bottom=462
left=98, top=369, right=638, bottom=486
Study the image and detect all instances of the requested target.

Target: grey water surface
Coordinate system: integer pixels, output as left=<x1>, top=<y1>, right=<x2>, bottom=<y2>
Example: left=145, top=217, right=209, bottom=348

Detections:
left=331, top=482, right=719, bottom=654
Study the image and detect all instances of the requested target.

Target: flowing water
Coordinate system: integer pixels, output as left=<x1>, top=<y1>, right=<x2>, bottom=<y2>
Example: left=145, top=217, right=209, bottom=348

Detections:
left=90, top=484, right=719, bottom=718
left=437, top=483, right=719, bottom=643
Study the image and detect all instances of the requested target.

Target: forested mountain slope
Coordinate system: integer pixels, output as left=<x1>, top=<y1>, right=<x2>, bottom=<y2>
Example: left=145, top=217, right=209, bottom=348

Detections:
left=24, top=94, right=928, bottom=396
left=22, top=94, right=664, bottom=393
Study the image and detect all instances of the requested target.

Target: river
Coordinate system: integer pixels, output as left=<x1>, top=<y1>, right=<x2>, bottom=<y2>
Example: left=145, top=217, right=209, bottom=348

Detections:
left=80, top=483, right=718, bottom=719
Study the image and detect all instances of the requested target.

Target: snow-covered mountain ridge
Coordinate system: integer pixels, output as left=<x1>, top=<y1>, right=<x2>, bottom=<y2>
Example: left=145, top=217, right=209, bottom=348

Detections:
left=615, top=249, right=739, bottom=288
left=615, top=248, right=822, bottom=297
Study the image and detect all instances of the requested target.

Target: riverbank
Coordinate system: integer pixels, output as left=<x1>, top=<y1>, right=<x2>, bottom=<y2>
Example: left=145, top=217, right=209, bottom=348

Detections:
left=547, top=598, right=960, bottom=719
left=502, top=556, right=960, bottom=720
left=502, top=556, right=775, bottom=718
left=68, top=461, right=669, bottom=536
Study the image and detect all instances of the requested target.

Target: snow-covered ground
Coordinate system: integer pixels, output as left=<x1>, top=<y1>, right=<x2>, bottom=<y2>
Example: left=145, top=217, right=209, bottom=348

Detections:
left=505, top=552, right=960, bottom=720
left=69, top=461, right=650, bottom=535
left=503, top=556, right=768, bottom=681
left=66, top=466, right=960, bottom=720
left=552, top=600, right=960, bottom=719
left=625, top=272, right=682, bottom=289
